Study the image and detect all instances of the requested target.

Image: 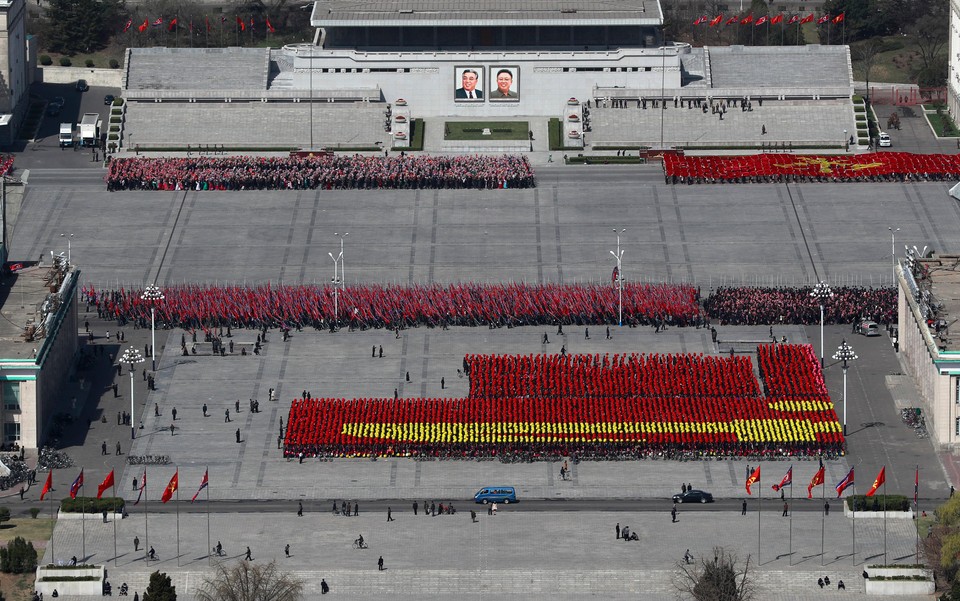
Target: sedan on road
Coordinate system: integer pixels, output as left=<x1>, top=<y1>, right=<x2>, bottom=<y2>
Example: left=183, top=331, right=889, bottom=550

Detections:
left=672, top=489, right=714, bottom=504
left=104, top=94, right=115, bottom=105
left=75, top=79, right=89, bottom=92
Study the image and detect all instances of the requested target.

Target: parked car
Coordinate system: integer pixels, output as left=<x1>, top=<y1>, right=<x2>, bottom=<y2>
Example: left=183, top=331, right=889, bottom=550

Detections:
left=75, top=79, right=89, bottom=92
left=672, top=489, right=714, bottom=504
left=859, top=320, right=880, bottom=336
left=103, top=94, right=115, bottom=105
left=878, top=132, right=891, bottom=147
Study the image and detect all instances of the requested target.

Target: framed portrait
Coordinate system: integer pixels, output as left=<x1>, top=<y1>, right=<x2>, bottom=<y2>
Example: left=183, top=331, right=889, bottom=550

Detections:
left=454, top=66, right=484, bottom=102
left=488, top=66, right=520, bottom=102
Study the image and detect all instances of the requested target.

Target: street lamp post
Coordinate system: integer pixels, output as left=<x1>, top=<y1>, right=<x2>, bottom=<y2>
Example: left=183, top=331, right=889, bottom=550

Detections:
left=833, top=339, right=858, bottom=435
left=59, top=233, right=73, bottom=267
left=610, top=229, right=625, bottom=327
left=140, top=286, right=164, bottom=371
left=120, top=348, right=144, bottom=440
left=335, top=232, right=349, bottom=290
left=328, top=251, right=342, bottom=330
left=810, top=281, right=833, bottom=367
left=889, top=226, right=900, bottom=284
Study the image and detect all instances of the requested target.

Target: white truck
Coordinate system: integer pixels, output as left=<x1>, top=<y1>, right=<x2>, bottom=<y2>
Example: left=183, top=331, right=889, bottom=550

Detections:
left=58, top=123, right=74, bottom=147
left=78, top=113, right=101, bottom=147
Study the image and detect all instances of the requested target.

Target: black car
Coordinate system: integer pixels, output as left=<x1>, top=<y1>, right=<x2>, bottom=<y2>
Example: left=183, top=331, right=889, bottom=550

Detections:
left=75, top=79, right=89, bottom=92
left=104, top=94, right=115, bottom=105
left=672, top=489, right=714, bottom=504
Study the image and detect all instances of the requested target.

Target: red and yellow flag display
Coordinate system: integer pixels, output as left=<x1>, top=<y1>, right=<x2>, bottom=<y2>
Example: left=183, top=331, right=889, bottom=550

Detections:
left=161, top=470, right=178, bottom=503
left=866, top=467, right=885, bottom=497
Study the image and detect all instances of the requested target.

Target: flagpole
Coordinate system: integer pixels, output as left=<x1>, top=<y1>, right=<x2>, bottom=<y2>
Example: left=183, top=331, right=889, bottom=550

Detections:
left=176, top=467, right=181, bottom=567
left=852, top=481, right=856, bottom=565
left=757, top=476, right=761, bottom=565
left=144, top=467, right=149, bottom=561
left=883, top=477, right=888, bottom=564
left=81, top=474, right=86, bottom=561
left=916, top=465, right=920, bottom=564
left=113, top=475, right=118, bottom=567
left=821, top=460, right=826, bottom=566
left=48, top=472, right=54, bottom=565
left=788, top=478, right=793, bottom=566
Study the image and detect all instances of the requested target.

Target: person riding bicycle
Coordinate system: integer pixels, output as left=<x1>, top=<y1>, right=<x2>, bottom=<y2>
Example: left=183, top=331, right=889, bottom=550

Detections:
left=147, top=546, right=156, bottom=560
left=215, top=541, right=223, bottom=556
left=356, top=534, right=364, bottom=548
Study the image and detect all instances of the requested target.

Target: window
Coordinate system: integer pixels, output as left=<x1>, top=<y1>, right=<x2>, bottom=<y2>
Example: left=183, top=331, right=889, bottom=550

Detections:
left=3, top=422, right=18, bottom=443
left=956, top=416, right=960, bottom=436
left=2, top=382, right=19, bottom=411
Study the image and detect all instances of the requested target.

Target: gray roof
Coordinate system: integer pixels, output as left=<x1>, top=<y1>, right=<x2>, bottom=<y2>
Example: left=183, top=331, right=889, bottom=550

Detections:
left=310, top=0, right=663, bottom=27
left=126, top=47, right=271, bottom=91
left=708, top=45, right=851, bottom=90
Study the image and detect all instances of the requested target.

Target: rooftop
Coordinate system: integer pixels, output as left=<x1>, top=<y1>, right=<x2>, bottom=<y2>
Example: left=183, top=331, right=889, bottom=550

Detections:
left=310, top=0, right=663, bottom=27
left=0, top=264, right=69, bottom=361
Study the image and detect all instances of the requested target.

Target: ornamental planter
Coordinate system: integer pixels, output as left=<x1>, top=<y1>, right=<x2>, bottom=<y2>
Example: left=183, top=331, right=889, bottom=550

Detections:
left=35, top=564, right=105, bottom=596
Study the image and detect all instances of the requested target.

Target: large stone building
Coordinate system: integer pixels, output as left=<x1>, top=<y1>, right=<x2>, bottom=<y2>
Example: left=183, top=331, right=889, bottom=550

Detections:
left=950, top=0, right=960, bottom=119
left=0, top=0, right=29, bottom=146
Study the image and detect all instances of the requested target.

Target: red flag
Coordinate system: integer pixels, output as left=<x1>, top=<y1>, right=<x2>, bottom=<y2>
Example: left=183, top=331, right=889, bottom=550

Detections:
left=97, top=470, right=115, bottom=499
left=138, top=19, right=149, bottom=33
left=168, top=18, right=178, bottom=32
left=123, top=19, right=133, bottom=32
left=266, top=18, right=276, bottom=33
left=611, top=266, right=619, bottom=287
left=237, top=16, right=246, bottom=31
left=205, top=17, right=211, bottom=32
left=740, top=14, right=754, bottom=24
left=709, top=14, right=723, bottom=26
left=833, top=13, right=844, bottom=23
left=191, top=470, right=209, bottom=502
left=807, top=461, right=825, bottom=498
left=746, top=465, right=761, bottom=495
left=755, top=16, right=768, bottom=26
left=865, top=466, right=885, bottom=497
left=693, top=15, right=707, bottom=25
left=161, top=470, right=178, bottom=503
left=800, top=13, right=815, bottom=23
left=133, top=470, right=146, bottom=505
left=817, top=14, right=830, bottom=23
left=39, top=471, right=52, bottom=501
left=726, top=16, right=739, bottom=24
left=787, top=15, right=800, bottom=24
left=771, top=14, right=783, bottom=24
left=69, top=469, right=83, bottom=499
left=152, top=17, right=163, bottom=26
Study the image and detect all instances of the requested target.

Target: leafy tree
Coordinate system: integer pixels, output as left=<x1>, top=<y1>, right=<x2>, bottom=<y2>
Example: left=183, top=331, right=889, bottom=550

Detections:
left=42, top=0, right=126, bottom=55
left=909, top=13, right=948, bottom=75
left=821, top=0, right=900, bottom=42
left=0, top=536, right=37, bottom=574
left=195, top=561, right=304, bottom=601
left=675, top=547, right=755, bottom=601
left=143, top=571, right=176, bottom=601
left=0, top=507, right=10, bottom=525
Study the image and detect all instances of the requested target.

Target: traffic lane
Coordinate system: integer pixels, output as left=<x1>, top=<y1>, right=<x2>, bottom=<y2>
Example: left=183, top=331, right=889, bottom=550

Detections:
left=535, top=164, right=666, bottom=186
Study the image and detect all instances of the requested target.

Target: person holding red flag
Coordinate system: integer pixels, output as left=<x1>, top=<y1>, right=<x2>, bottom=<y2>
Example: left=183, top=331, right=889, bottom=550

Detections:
left=69, top=469, right=84, bottom=499
left=161, top=470, right=178, bottom=503
left=745, top=465, right=760, bottom=494
left=97, top=470, right=115, bottom=499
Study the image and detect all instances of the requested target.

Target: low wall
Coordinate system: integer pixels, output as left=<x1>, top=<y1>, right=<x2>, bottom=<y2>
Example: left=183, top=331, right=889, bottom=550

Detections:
left=842, top=506, right=913, bottom=519
left=35, top=565, right=104, bottom=596
left=864, top=578, right=935, bottom=595
left=868, top=567, right=931, bottom=578
left=36, top=66, right=122, bottom=89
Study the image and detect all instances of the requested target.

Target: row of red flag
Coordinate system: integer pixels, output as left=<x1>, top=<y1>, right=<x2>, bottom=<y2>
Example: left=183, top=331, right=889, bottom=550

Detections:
left=693, top=13, right=844, bottom=26
left=123, top=16, right=277, bottom=34
left=746, top=464, right=909, bottom=501
left=39, top=469, right=209, bottom=504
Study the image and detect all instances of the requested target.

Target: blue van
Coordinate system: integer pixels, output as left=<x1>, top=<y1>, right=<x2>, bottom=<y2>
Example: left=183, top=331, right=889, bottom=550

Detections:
left=474, top=486, right=517, bottom=504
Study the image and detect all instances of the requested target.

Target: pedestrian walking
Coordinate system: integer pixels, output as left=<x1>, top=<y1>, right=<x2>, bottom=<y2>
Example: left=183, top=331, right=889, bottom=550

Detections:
left=202, top=403, right=207, bottom=417
left=615, top=522, right=620, bottom=539
left=372, top=345, right=376, bottom=358
left=171, top=407, right=177, bottom=421
left=441, top=377, right=445, bottom=389
left=134, top=536, right=140, bottom=552
left=585, top=328, right=589, bottom=339
left=244, top=546, right=252, bottom=561
left=413, top=501, right=418, bottom=515
left=18, top=487, right=24, bottom=500
left=321, top=579, right=329, bottom=594
left=378, top=556, right=384, bottom=571
left=116, top=441, right=122, bottom=455
left=235, top=400, right=240, bottom=413
left=154, top=404, right=159, bottom=417
left=606, top=326, right=611, bottom=339
left=741, top=500, right=747, bottom=515
left=170, top=423, right=175, bottom=436
left=225, top=409, right=230, bottom=422
left=117, top=412, right=122, bottom=425
left=101, top=441, right=107, bottom=455
left=387, top=507, right=394, bottom=521
left=471, top=510, right=477, bottom=522
left=782, top=502, right=789, bottom=517
left=284, top=544, right=290, bottom=558
left=430, top=502, right=436, bottom=516
left=824, top=501, right=830, bottom=516
left=379, top=345, right=383, bottom=358
left=542, top=333, right=549, bottom=344
left=112, top=383, right=118, bottom=398
left=298, top=502, right=303, bottom=517
left=354, top=502, right=359, bottom=516
left=671, top=506, right=677, bottom=523
left=236, top=429, right=241, bottom=443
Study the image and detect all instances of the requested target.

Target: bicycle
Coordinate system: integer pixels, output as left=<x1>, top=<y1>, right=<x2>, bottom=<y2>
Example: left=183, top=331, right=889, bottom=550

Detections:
left=353, top=538, right=368, bottom=549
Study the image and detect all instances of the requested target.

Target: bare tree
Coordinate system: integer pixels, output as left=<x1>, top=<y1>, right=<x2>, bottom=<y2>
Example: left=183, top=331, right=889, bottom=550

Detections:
left=674, top=547, right=756, bottom=601
left=909, top=13, right=947, bottom=73
left=853, top=39, right=883, bottom=102
left=195, top=561, right=305, bottom=601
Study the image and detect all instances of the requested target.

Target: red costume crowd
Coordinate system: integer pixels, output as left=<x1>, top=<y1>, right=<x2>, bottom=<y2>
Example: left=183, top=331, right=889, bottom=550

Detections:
left=703, top=286, right=895, bottom=325
left=105, top=154, right=535, bottom=191
left=663, top=152, right=960, bottom=183
left=284, top=345, right=844, bottom=460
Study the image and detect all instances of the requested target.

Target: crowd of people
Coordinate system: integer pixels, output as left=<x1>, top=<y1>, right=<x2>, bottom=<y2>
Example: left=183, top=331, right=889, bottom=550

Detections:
left=702, top=285, right=895, bottom=325
left=0, top=155, right=13, bottom=177
left=104, top=154, right=536, bottom=191
left=283, top=344, right=844, bottom=460
left=82, top=282, right=702, bottom=331
left=663, top=152, right=960, bottom=183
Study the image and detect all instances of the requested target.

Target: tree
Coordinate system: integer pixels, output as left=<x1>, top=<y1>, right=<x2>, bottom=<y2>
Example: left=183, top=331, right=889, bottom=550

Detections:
left=195, top=561, right=304, bottom=601
left=0, top=507, right=10, bottom=525
left=674, top=547, right=755, bottom=601
left=853, top=39, right=883, bottom=102
left=0, top=536, right=37, bottom=574
left=143, top=570, right=177, bottom=601
left=41, top=0, right=125, bottom=55
left=909, top=13, right=948, bottom=75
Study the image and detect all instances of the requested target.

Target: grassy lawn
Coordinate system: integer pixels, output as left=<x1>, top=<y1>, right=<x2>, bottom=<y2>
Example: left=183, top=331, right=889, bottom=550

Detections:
left=927, top=112, right=959, bottom=137
left=0, top=518, right=55, bottom=601
left=851, top=35, right=944, bottom=85
left=444, top=121, right=530, bottom=141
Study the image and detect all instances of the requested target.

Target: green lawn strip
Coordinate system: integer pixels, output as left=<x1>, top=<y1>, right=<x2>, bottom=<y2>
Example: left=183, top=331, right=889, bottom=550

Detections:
left=444, top=121, right=529, bottom=140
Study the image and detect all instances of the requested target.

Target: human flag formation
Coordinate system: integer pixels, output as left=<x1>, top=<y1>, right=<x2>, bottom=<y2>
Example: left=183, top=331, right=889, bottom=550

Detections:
left=97, top=470, right=115, bottom=499
left=745, top=465, right=760, bottom=495
left=191, top=470, right=209, bottom=502
left=133, top=470, right=146, bottom=505
left=39, top=471, right=52, bottom=501
left=866, top=466, right=885, bottom=497
left=807, top=460, right=825, bottom=498
left=69, top=469, right=83, bottom=499
left=161, top=470, right=178, bottom=503
left=835, top=467, right=854, bottom=497
left=771, top=466, right=792, bottom=492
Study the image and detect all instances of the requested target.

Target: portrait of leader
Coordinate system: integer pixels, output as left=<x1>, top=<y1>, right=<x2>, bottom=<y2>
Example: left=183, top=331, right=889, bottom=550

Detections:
left=455, top=67, right=484, bottom=101
left=489, top=66, right=519, bottom=101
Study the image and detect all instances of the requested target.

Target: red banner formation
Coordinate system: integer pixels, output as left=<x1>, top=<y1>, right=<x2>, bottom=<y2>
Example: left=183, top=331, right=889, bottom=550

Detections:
left=285, top=344, right=844, bottom=459
left=664, top=153, right=960, bottom=181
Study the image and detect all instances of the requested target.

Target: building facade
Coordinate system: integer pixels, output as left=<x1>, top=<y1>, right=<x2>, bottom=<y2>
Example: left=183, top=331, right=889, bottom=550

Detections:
left=0, top=0, right=29, bottom=146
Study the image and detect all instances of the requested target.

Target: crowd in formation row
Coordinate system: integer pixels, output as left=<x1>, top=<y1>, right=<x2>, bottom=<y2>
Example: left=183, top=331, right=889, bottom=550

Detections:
left=104, top=154, right=536, bottom=190
left=283, top=345, right=844, bottom=460
left=83, top=283, right=702, bottom=330
left=663, top=152, right=960, bottom=183
left=703, top=285, right=895, bottom=325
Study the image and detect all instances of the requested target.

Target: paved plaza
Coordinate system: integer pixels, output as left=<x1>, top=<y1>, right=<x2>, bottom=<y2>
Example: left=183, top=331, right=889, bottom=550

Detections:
left=7, top=166, right=956, bottom=598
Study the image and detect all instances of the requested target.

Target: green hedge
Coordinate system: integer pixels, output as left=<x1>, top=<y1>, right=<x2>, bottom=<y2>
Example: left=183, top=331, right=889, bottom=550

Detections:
left=868, top=575, right=930, bottom=581
left=867, top=563, right=925, bottom=569
left=59, top=497, right=124, bottom=513
left=39, top=575, right=99, bottom=582
left=548, top=118, right=562, bottom=150
left=409, top=119, right=424, bottom=151
left=39, top=55, right=52, bottom=66
left=112, top=98, right=124, bottom=107
left=845, top=494, right=909, bottom=511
